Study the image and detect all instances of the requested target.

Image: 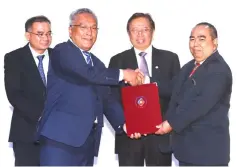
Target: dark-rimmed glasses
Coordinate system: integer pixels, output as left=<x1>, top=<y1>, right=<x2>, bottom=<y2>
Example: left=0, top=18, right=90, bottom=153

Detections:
left=28, top=31, right=52, bottom=38
left=70, top=24, right=99, bottom=32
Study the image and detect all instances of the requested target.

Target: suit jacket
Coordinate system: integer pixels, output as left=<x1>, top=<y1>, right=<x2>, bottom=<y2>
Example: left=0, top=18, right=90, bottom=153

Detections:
left=108, top=46, right=180, bottom=153
left=37, top=40, right=125, bottom=156
left=4, top=44, right=52, bottom=142
left=166, top=51, right=232, bottom=165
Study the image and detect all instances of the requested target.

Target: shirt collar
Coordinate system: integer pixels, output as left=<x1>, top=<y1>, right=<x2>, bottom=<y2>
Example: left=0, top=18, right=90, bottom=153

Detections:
left=134, top=45, right=152, bottom=56
left=28, top=43, right=48, bottom=58
left=195, top=50, right=217, bottom=65
left=69, top=38, right=89, bottom=54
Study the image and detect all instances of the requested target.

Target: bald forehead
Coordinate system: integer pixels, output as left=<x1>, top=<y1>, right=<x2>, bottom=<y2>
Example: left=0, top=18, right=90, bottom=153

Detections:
left=191, top=25, right=214, bottom=39
left=192, top=25, right=209, bottom=33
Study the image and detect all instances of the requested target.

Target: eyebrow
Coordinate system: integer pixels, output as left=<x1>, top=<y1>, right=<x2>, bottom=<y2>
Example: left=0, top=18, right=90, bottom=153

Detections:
left=189, top=35, right=206, bottom=39
left=36, top=30, right=52, bottom=33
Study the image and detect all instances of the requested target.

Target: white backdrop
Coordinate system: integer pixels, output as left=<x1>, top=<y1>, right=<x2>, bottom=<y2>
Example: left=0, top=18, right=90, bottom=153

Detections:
left=0, top=0, right=236, bottom=166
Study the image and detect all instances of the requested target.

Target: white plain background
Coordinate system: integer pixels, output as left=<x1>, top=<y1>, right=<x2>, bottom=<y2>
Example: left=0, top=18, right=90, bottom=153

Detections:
left=0, top=0, right=236, bottom=166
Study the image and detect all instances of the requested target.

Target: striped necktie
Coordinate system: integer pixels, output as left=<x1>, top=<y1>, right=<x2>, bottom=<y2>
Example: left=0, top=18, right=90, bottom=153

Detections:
left=189, top=62, right=200, bottom=77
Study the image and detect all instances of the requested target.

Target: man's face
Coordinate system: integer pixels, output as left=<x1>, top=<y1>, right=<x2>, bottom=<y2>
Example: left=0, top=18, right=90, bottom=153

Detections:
left=69, top=13, right=98, bottom=51
left=25, top=22, right=52, bottom=54
left=128, top=17, right=154, bottom=50
left=189, top=25, right=218, bottom=63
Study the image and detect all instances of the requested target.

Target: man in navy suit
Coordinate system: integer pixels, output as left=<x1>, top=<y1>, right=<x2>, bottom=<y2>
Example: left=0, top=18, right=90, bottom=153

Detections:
left=156, top=22, right=232, bottom=166
left=37, top=8, right=144, bottom=166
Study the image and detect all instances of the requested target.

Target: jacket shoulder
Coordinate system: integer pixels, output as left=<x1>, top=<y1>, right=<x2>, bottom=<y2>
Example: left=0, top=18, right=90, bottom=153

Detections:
left=207, top=54, right=232, bottom=75
left=4, top=46, right=28, bottom=60
left=53, top=41, right=69, bottom=50
left=110, top=49, right=132, bottom=61
left=154, top=48, right=178, bottom=58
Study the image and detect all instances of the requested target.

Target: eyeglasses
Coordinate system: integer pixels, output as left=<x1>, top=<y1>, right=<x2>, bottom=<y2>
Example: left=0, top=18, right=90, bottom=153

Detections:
left=28, top=31, right=52, bottom=38
left=130, top=28, right=152, bottom=35
left=70, top=24, right=99, bottom=32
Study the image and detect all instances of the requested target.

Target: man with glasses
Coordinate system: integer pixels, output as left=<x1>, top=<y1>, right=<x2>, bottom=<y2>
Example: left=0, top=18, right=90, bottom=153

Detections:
left=108, top=12, right=180, bottom=166
left=4, top=15, right=52, bottom=166
left=37, top=8, right=143, bottom=166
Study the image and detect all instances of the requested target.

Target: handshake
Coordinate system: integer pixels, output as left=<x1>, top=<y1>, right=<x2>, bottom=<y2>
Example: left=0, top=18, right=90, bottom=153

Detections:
left=122, top=69, right=145, bottom=86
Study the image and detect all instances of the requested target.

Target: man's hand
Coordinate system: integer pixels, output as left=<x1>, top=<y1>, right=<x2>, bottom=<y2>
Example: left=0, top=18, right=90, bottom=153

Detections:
left=123, top=124, right=144, bottom=139
left=123, top=69, right=144, bottom=86
left=135, top=69, right=145, bottom=85
left=155, top=120, right=172, bottom=135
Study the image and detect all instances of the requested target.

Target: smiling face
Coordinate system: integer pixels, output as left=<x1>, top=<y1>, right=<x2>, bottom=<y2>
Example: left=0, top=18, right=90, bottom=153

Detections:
left=69, top=13, right=98, bottom=51
left=25, top=22, right=52, bottom=54
left=189, top=25, right=218, bottom=63
left=128, top=17, right=154, bottom=50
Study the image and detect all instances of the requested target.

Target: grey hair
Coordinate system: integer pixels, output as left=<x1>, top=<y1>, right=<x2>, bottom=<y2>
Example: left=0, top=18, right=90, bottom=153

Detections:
left=69, top=8, right=98, bottom=26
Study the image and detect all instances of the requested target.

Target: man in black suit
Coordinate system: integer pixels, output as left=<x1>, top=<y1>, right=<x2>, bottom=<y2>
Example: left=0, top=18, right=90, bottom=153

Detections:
left=4, top=15, right=52, bottom=166
left=156, top=22, right=232, bottom=166
left=108, top=13, right=180, bottom=166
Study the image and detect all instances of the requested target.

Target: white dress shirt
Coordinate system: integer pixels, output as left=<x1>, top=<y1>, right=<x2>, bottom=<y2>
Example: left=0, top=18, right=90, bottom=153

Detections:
left=29, top=44, right=49, bottom=83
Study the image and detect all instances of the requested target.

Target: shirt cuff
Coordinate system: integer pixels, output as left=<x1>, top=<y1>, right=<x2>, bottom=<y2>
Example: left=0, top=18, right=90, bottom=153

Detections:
left=119, top=69, right=124, bottom=81
left=144, top=76, right=150, bottom=84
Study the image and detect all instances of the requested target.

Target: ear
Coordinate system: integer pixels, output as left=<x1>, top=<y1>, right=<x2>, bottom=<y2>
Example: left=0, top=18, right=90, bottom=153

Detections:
left=213, top=38, right=218, bottom=48
left=69, top=26, right=72, bottom=38
left=25, top=32, right=30, bottom=41
left=152, top=29, right=155, bottom=40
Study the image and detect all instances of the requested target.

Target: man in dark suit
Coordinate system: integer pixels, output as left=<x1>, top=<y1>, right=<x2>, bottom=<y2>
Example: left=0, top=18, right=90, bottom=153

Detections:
left=4, top=16, right=52, bottom=166
left=108, top=13, right=180, bottom=166
left=37, top=8, right=144, bottom=166
left=156, top=22, right=232, bottom=166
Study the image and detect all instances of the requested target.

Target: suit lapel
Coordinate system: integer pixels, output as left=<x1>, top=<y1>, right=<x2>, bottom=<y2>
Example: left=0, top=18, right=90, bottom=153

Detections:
left=175, top=61, right=195, bottom=96
left=21, top=44, right=46, bottom=89
left=151, top=47, right=164, bottom=77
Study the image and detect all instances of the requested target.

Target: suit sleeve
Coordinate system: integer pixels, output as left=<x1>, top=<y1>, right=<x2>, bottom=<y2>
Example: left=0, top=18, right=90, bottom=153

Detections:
left=167, top=72, right=230, bottom=133
left=108, top=56, right=125, bottom=100
left=103, top=87, right=125, bottom=133
left=4, top=54, right=41, bottom=123
left=52, top=47, right=120, bottom=85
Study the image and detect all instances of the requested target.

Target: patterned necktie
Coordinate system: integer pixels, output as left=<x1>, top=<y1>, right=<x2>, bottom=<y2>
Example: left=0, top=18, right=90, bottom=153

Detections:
left=83, top=51, right=93, bottom=66
left=139, top=52, right=150, bottom=76
left=83, top=51, right=98, bottom=123
left=37, top=55, right=46, bottom=86
left=189, top=62, right=200, bottom=77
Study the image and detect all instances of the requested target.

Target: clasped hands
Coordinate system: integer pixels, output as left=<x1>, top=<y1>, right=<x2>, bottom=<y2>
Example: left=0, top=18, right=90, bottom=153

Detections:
left=122, top=68, right=145, bottom=86
left=123, top=120, right=173, bottom=139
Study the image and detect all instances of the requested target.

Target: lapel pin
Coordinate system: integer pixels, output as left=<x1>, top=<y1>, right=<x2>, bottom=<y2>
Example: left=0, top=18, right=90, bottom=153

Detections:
left=192, top=78, right=196, bottom=85
left=155, top=66, right=159, bottom=69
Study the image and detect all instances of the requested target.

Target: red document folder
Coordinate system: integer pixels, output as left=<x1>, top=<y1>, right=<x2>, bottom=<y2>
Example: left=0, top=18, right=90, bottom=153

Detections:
left=121, top=83, right=162, bottom=136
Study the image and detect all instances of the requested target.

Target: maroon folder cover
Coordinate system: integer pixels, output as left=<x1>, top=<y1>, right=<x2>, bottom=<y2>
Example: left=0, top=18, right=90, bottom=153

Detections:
left=121, top=83, right=162, bottom=136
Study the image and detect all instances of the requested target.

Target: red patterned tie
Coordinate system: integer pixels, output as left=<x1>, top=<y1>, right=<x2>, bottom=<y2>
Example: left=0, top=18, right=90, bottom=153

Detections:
left=189, top=62, right=200, bottom=77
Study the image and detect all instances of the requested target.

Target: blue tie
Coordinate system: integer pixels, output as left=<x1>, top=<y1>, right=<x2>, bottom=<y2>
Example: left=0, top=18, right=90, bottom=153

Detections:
left=83, top=51, right=100, bottom=124
left=83, top=51, right=93, bottom=66
left=37, top=55, right=46, bottom=86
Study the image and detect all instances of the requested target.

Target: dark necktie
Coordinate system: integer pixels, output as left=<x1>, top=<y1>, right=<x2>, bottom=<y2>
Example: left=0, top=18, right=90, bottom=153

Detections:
left=37, top=55, right=46, bottom=86
left=139, top=52, right=150, bottom=76
left=83, top=51, right=93, bottom=66
left=189, top=62, right=200, bottom=77
left=83, top=51, right=99, bottom=123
